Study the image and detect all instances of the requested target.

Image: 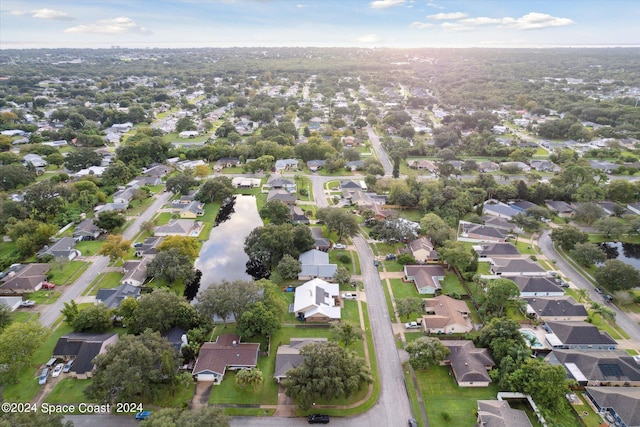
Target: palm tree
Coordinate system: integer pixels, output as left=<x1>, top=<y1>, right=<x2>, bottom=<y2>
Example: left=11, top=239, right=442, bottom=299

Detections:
left=236, top=368, right=264, bottom=391
left=590, top=302, right=616, bottom=325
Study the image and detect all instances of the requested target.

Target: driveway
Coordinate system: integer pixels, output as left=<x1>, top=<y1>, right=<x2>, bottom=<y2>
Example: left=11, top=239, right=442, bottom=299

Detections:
left=538, top=230, right=640, bottom=344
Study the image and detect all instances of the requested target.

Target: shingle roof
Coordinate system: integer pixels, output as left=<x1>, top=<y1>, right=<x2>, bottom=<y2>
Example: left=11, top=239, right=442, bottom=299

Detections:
left=476, top=400, right=533, bottom=427
left=512, top=276, right=563, bottom=293
left=95, top=283, right=141, bottom=309
left=443, top=340, right=494, bottom=384
left=586, top=387, right=640, bottom=427
left=52, top=332, right=118, bottom=375
left=193, top=334, right=259, bottom=376
left=546, top=321, right=617, bottom=346
left=274, top=338, right=328, bottom=379
left=475, top=243, right=520, bottom=257
left=524, top=297, right=588, bottom=318
left=491, top=258, right=546, bottom=275
left=549, top=350, right=640, bottom=383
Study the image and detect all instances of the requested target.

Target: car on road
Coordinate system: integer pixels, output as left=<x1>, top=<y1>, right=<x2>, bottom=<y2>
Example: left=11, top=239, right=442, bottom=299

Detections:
left=333, top=243, right=346, bottom=249
left=373, top=259, right=379, bottom=267
left=38, top=368, right=49, bottom=385
left=408, top=419, right=418, bottom=427
left=20, top=300, right=36, bottom=307
left=63, top=359, right=74, bottom=373
left=52, top=363, right=64, bottom=378
left=135, top=411, right=152, bottom=420
left=604, top=294, right=613, bottom=302
left=594, top=287, right=603, bottom=294
left=308, top=414, right=330, bottom=424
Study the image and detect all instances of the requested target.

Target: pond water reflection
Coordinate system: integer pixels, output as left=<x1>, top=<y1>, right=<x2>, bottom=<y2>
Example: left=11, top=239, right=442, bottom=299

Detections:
left=195, top=195, right=263, bottom=292
left=597, top=241, right=640, bottom=270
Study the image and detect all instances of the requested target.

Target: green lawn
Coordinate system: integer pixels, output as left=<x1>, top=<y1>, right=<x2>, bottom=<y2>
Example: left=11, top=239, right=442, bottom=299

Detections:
left=3, top=324, right=74, bottom=402
left=382, top=260, right=405, bottom=272
left=45, top=378, right=94, bottom=406
left=75, top=240, right=104, bottom=257
left=440, top=272, right=468, bottom=297
left=155, top=212, right=173, bottom=226
left=48, top=261, right=89, bottom=285
left=12, top=311, right=40, bottom=323
left=329, top=249, right=355, bottom=274
left=416, top=365, right=498, bottom=427
left=390, top=278, right=419, bottom=299
left=381, top=279, right=398, bottom=323
left=23, top=289, right=61, bottom=305
left=476, top=262, right=491, bottom=275
left=197, top=201, right=222, bottom=242
left=87, top=272, right=124, bottom=296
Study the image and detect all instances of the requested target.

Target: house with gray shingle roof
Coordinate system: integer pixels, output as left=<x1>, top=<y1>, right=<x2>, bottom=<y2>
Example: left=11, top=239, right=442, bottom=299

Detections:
left=585, top=387, right=640, bottom=427
left=476, top=400, right=533, bottom=427
left=545, top=321, right=617, bottom=350
left=154, top=219, right=201, bottom=237
left=298, top=250, right=338, bottom=280
left=548, top=350, right=640, bottom=386
left=442, top=340, right=495, bottom=387
left=121, top=258, right=150, bottom=287
left=95, top=283, right=141, bottom=309
left=474, top=242, right=520, bottom=258
left=37, top=237, right=79, bottom=261
left=274, top=338, right=328, bottom=383
left=511, top=276, right=564, bottom=297
left=524, top=296, right=588, bottom=321
left=490, top=258, right=547, bottom=277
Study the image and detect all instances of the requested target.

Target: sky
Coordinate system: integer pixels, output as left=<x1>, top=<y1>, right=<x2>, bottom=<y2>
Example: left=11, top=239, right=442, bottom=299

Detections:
left=1, top=0, right=638, bottom=49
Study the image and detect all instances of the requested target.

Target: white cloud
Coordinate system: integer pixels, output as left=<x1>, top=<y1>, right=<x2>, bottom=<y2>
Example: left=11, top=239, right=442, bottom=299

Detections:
left=502, top=12, right=574, bottom=30
left=410, top=21, right=434, bottom=29
left=441, top=22, right=474, bottom=32
left=458, top=17, right=502, bottom=26
left=8, top=10, right=27, bottom=16
left=31, top=8, right=74, bottom=20
left=356, top=34, right=381, bottom=43
left=65, top=17, right=149, bottom=34
left=427, top=12, right=468, bottom=20
left=370, top=0, right=405, bottom=9
left=427, top=2, right=444, bottom=9
left=296, top=4, right=310, bottom=8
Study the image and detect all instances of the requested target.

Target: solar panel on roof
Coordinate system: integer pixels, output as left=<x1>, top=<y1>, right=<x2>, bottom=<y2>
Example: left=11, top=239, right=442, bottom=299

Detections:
left=598, top=363, right=623, bottom=378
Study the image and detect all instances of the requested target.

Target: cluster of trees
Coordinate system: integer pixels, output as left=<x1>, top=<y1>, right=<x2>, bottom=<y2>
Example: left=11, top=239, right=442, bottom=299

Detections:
left=244, top=223, right=314, bottom=273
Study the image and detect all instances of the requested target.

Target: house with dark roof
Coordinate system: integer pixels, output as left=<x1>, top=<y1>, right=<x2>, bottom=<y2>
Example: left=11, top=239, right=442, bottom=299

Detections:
left=310, top=227, right=331, bottom=252
left=290, top=206, right=309, bottom=224
left=480, top=216, right=514, bottom=231
left=422, top=295, right=472, bottom=334
left=298, top=250, right=338, bottom=281
left=441, top=340, right=495, bottom=387
left=548, top=350, right=640, bottom=387
left=307, top=159, right=326, bottom=171
left=529, top=160, right=560, bottom=173
left=154, top=219, right=201, bottom=237
left=509, top=200, right=538, bottom=213
left=460, top=222, right=508, bottom=243
left=340, top=180, right=366, bottom=191
left=476, top=400, right=533, bottom=427
left=121, top=258, right=150, bottom=287
left=585, top=387, right=640, bottom=427
left=161, top=327, right=188, bottom=352
left=404, top=237, right=439, bottom=263
left=73, top=219, right=102, bottom=241
left=179, top=201, right=205, bottom=218
left=142, top=164, right=172, bottom=178
left=345, top=160, right=364, bottom=171
left=192, top=334, right=259, bottom=383
left=474, top=242, right=520, bottom=258
left=342, top=188, right=370, bottom=206
left=544, top=321, right=617, bottom=350
left=274, top=338, right=328, bottom=383
left=52, top=332, right=119, bottom=378
left=293, top=278, right=341, bottom=322
left=0, top=263, right=50, bottom=294
left=265, top=175, right=296, bottom=192
left=511, top=276, right=564, bottom=297
left=95, top=283, right=141, bottom=309
left=490, top=258, right=547, bottom=277
left=37, top=237, right=79, bottom=261
left=477, top=161, right=500, bottom=173
left=112, top=188, right=135, bottom=205
left=524, top=297, right=588, bottom=321
left=134, top=236, right=164, bottom=257
left=545, top=200, right=575, bottom=217
left=483, top=201, right=520, bottom=219
left=267, top=189, right=297, bottom=205
left=404, top=265, right=446, bottom=295
left=171, top=190, right=198, bottom=209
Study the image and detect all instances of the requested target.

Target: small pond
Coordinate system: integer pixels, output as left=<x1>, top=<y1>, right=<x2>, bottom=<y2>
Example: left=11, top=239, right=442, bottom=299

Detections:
left=597, top=241, right=640, bottom=270
left=195, top=195, right=263, bottom=293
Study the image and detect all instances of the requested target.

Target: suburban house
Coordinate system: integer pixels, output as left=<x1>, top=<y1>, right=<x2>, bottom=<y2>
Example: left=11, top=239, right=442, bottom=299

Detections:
left=112, top=188, right=135, bottom=205
left=0, top=296, right=22, bottom=312
left=171, top=190, right=198, bottom=209
left=403, top=237, right=439, bottom=263
left=23, top=153, right=47, bottom=169
left=342, top=135, right=356, bottom=147
left=477, top=161, right=500, bottom=172
left=509, top=200, right=538, bottom=213
left=126, top=176, right=162, bottom=189
left=290, top=206, right=309, bottom=224
left=500, top=161, right=531, bottom=172
left=95, top=283, right=141, bottom=309
left=274, top=159, right=299, bottom=172
left=73, top=219, right=102, bottom=241
left=267, top=189, right=297, bottom=205
left=154, top=219, right=202, bottom=237
left=176, top=159, right=207, bottom=171
left=273, top=338, right=328, bottom=383
left=307, top=159, right=326, bottom=172
left=460, top=222, right=508, bottom=243
left=265, top=175, right=296, bottom=192
left=121, top=258, right=150, bottom=287
left=52, top=332, right=119, bottom=379
left=340, top=179, right=367, bottom=191
left=293, top=278, right=341, bottom=322
left=547, top=350, right=640, bottom=387
left=422, top=295, right=473, bottom=334
left=403, top=264, right=446, bottom=295
left=310, top=228, right=331, bottom=252
left=476, top=400, right=533, bottom=427
left=544, top=321, right=617, bottom=351
left=342, top=188, right=371, bottom=206
left=408, top=159, right=437, bottom=173
left=231, top=177, right=261, bottom=188
left=345, top=160, right=364, bottom=171
left=192, top=334, right=259, bottom=383
left=179, top=201, right=205, bottom=218
left=529, top=160, right=561, bottom=172
left=489, top=258, right=547, bottom=276
left=308, top=117, right=323, bottom=130
left=483, top=201, right=520, bottom=219
left=474, top=242, right=520, bottom=259
left=524, top=297, right=588, bottom=321
left=134, top=236, right=165, bottom=257
left=37, top=237, right=79, bottom=261
left=298, top=249, right=338, bottom=281
left=441, top=340, right=495, bottom=387
left=161, top=327, right=189, bottom=352
left=511, top=276, right=564, bottom=297
left=545, top=200, right=575, bottom=217
left=142, top=164, right=172, bottom=178
left=0, top=263, right=50, bottom=294
left=480, top=215, right=514, bottom=231
left=214, top=157, right=241, bottom=170
left=585, top=387, right=640, bottom=427
left=95, top=202, right=128, bottom=214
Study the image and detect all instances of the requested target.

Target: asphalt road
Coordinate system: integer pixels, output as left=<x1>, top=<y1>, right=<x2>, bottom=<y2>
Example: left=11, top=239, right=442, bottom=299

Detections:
left=538, top=231, right=640, bottom=343
left=366, top=125, right=393, bottom=176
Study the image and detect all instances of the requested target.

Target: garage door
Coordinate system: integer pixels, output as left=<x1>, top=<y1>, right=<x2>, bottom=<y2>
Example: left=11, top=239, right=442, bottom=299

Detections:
left=197, top=374, right=216, bottom=382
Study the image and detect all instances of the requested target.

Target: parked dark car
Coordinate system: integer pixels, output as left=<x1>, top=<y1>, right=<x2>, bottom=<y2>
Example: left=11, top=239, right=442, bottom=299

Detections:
left=408, top=419, right=418, bottom=427
left=594, top=287, right=603, bottom=294
left=308, top=414, right=330, bottom=424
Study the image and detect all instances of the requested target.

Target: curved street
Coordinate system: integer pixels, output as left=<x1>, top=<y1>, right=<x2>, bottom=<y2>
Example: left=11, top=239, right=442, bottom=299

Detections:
left=537, top=231, right=640, bottom=344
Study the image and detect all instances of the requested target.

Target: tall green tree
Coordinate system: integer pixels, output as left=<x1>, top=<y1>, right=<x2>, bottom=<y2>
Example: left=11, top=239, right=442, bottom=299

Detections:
left=330, top=321, right=364, bottom=348
left=282, top=342, right=372, bottom=410
left=406, top=337, right=450, bottom=370
left=570, top=242, right=606, bottom=267
left=237, top=301, right=281, bottom=337
left=316, top=208, right=359, bottom=241
left=195, top=176, right=235, bottom=203
left=595, top=260, right=640, bottom=291
left=550, top=225, right=589, bottom=251
left=196, top=280, right=261, bottom=326
left=129, top=288, right=199, bottom=334
left=0, top=321, right=49, bottom=385
left=260, top=199, right=292, bottom=225
left=478, top=279, right=521, bottom=320
left=235, top=368, right=264, bottom=391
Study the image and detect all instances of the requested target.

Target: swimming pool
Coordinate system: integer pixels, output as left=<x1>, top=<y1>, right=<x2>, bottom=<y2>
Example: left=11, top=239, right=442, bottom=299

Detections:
left=520, top=328, right=544, bottom=348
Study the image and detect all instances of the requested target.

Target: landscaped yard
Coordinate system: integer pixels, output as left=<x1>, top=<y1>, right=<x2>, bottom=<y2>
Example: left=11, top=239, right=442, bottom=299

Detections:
left=48, top=261, right=89, bottom=285
left=389, top=278, right=419, bottom=299
left=45, top=378, right=94, bottom=406
left=416, top=365, right=498, bottom=427
left=440, top=272, right=468, bottom=297
left=155, top=212, right=173, bottom=226
left=75, top=240, right=104, bottom=257
left=87, top=272, right=124, bottom=296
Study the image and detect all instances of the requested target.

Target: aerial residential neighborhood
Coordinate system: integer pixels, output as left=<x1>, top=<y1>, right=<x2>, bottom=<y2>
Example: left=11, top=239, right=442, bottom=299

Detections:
left=1, top=6, right=640, bottom=427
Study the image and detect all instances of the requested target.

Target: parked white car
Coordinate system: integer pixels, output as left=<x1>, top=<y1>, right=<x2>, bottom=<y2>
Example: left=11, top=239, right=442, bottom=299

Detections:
left=52, top=363, right=64, bottom=378
left=405, top=322, right=421, bottom=329
left=334, top=243, right=346, bottom=249
left=342, top=293, right=357, bottom=300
